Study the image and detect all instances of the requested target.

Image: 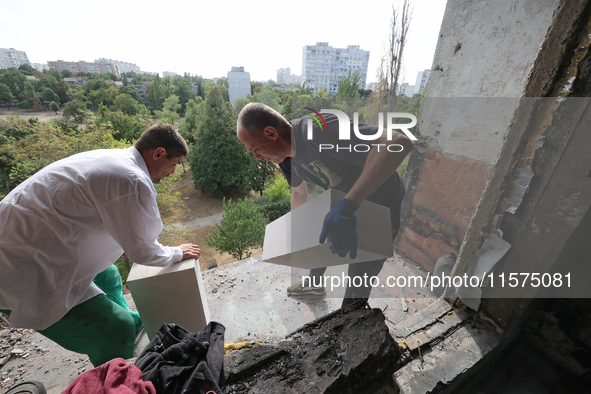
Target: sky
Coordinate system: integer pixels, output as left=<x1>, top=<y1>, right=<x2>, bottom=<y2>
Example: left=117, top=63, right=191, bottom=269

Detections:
left=0, top=0, right=447, bottom=85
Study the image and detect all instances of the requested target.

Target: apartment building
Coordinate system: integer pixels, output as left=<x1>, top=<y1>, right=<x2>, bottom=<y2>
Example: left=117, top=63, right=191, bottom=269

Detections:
left=227, top=66, right=251, bottom=103
left=302, top=42, right=369, bottom=96
left=48, top=60, right=119, bottom=77
left=277, top=67, right=291, bottom=84
left=96, top=58, right=142, bottom=75
left=0, top=48, right=30, bottom=70
left=413, top=69, right=431, bottom=95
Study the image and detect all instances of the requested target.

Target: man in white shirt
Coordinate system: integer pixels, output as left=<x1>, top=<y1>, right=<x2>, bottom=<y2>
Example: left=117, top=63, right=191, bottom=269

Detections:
left=0, top=123, right=201, bottom=366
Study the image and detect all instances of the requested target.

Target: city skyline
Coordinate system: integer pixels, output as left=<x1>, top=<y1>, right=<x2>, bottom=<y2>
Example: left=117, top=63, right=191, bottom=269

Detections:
left=0, top=0, right=447, bottom=84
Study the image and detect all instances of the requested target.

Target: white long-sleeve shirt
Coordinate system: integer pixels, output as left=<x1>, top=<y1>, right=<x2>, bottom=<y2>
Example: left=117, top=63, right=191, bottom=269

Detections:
left=0, top=146, right=183, bottom=329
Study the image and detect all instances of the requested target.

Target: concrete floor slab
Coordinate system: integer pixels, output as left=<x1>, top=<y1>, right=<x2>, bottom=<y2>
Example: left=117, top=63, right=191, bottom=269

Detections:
left=202, top=250, right=439, bottom=343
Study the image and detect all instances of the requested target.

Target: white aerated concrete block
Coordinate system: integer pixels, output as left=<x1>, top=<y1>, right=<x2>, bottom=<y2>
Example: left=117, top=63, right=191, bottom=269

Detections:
left=262, top=189, right=393, bottom=269
left=126, top=258, right=210, bottom=339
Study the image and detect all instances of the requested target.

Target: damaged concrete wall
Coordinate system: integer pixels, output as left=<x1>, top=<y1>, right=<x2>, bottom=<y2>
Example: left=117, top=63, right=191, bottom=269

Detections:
left=450, top=0, right=591, bottom=330
left=395, top=0, right=562, bottom=271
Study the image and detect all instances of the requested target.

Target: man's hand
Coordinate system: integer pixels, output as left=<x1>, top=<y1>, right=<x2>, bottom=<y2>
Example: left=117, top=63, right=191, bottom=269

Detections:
left=319, top=198, right=360, bottom=259
left=179, top=243, right=201, bottom=260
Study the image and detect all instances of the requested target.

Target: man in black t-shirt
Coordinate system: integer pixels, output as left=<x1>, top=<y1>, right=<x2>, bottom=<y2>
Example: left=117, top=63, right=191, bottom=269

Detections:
left=237, top=103, right=414, bottom=306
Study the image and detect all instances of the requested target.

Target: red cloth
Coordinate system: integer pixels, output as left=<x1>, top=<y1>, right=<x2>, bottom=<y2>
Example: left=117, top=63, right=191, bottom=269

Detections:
left=62, top=358, right=156, bottom=394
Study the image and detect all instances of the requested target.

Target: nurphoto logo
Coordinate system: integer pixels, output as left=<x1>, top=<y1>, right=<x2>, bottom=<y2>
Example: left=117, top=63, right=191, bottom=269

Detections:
left=306, top=108, right=417, bottom=153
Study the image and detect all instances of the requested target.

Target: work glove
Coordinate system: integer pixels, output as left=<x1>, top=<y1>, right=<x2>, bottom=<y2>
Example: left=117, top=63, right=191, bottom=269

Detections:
left=319, top=198, right=360, bottom=259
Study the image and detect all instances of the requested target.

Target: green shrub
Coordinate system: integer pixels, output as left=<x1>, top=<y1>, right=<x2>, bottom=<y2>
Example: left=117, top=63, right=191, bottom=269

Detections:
left=252, top=195, right=290, bottom=222
left=94, top=104, right=152, bottom=142
left=253, top=176, right=291, bottom=222
left=206, top=198, right=265, bottom=261
left=265, top=176, right=290, bottom=201
left=0, top=122, right=127, bottom=190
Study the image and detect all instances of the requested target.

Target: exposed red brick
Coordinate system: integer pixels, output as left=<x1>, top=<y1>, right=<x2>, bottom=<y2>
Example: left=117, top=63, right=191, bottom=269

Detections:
left=397, top=150, right=490, bottom=270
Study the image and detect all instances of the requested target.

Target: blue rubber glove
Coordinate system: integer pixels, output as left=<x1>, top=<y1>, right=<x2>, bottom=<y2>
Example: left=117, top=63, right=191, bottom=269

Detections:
left=319, top=198, right=360, bottom=259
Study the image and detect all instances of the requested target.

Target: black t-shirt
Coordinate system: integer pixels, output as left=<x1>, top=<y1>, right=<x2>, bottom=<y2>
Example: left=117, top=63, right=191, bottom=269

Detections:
left=279, top=114, right=405, bottom=212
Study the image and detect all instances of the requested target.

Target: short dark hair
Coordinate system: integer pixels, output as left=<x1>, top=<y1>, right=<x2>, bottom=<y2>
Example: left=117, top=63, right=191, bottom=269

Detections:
left=237, top=103, right=289, bottom=135
left=134, top=123, right=188, bottom=158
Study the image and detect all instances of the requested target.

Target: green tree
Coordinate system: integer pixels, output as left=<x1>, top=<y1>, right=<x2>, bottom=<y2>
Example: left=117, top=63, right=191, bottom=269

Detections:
left=215, top=77, right=229, bottom=89
left=62, top=99, right=89, bottom=122
left=50, top=101, right=59, bottom=114
left=178, top=97, right=203, bottom=143
left=233, top=96, right=249, bottom=114
left=243, top=152, right=276, bottom=195
left=94, top=104, right=152, bottom=142
left=89, top=85, right=119, bottom=108
left=206, top=198, right=265, bottom=260
left=38, top=74, right=69, bottom=104
left=61, top=70, right=72, bottom=78
left=70, top=85, right=87, bottom=102
left=99, top=72, right=119, bottom=81
left=147, top=74, right=164, bottom=110
left=315, top=89, right=330, bottom=98
left=189, top=86, right=247, bottom=197
left=85, top=78, right=109, bottom=93
left=0, top=83, right=15, bottom=110
left=17, top=64, right=34, bottom=74
left=160, top=76, right=174, bottom=99
left=111, top=93, right=141, bottom=115
left=42, top=88, right=60, bottom=104
left=336, top=69, right=361, bottom=98
left=255, top=86, right=281, bottom=111
left=193, top=76, right=205, bottom=98
left=172, top=78, right=195, bottom=114
left=155, top=94, right=180, bottom=125
left=17, top=100, right=32, bottom=112
left=1, top=70, right=28, bottom=98
left=118, top=85, right=143, bottom=103
left=295, top=82, right=314, bottom=97
left=20, top=80, right=36, bottom=105
left=358, top=88, right=373, bottom=97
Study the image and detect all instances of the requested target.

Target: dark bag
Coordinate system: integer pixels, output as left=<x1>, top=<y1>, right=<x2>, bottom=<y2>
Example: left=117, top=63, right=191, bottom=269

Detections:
left=135, top=322, right=226, bottom=394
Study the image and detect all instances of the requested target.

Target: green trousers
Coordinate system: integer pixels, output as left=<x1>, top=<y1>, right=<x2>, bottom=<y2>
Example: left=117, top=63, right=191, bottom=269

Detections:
left=1, top=265, right=142, bottom=367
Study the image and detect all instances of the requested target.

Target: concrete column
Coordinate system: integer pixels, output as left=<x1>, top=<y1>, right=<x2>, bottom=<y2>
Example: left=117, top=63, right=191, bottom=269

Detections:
left=395, top=0, right=562, bottom=271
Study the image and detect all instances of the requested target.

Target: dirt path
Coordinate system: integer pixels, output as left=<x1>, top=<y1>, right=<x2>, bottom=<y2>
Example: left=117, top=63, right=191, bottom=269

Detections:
left=0, top=108, right=63, bottom=122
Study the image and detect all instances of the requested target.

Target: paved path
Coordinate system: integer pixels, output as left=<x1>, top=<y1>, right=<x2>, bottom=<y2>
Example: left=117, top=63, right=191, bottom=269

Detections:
left=171, top=211, right=224, bottom=230
left=172, top=189, right=317, bottom=231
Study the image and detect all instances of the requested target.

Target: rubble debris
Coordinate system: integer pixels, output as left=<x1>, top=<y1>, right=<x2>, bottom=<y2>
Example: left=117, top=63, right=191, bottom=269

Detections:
left=0, top=328, right=92, bottom=392
left=224, top=307, right=400, bottom=394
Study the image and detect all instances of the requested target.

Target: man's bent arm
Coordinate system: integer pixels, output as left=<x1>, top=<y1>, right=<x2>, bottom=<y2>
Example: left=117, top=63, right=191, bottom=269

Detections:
left=291, top=181, right=308, bottom=210
left=98, top=190, right=183, bottom=267
left=345, top=132, right=414, bottom=204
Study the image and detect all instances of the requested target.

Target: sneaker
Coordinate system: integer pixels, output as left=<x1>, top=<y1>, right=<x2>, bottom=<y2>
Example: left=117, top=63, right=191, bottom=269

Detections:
left=287, top=281, right=326, bottom=296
